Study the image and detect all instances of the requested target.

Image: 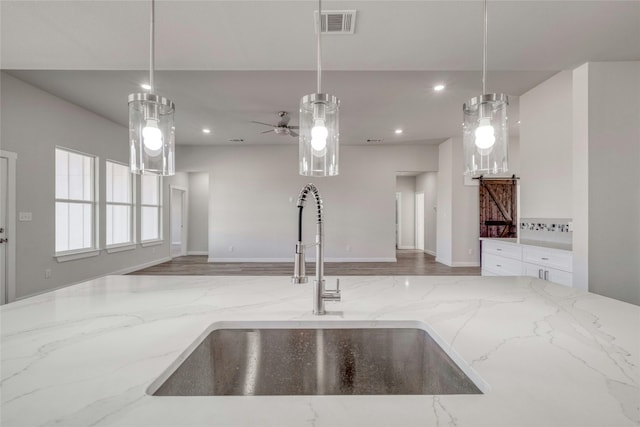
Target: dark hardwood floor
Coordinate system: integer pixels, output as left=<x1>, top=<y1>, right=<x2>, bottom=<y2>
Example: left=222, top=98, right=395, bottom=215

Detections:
left=129, top=250, right=481, bottom=276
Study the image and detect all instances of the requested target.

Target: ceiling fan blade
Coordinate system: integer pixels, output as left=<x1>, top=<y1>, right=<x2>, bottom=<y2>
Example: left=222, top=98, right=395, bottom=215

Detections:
left=251, top=121, right=275, bottom=127
left=289, top=131, right=299, bottom=137
left=261, top=129, right=275, bottom=134
left=288, top=126, right=299, bottom=129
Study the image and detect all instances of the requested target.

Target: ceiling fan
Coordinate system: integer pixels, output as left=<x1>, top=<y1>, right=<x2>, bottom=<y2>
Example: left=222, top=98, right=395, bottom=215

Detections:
left=251, top=111, right=299, bottom=137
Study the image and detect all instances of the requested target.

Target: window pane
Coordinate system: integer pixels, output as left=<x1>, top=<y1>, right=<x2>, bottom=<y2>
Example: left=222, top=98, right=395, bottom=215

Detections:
left=141, top=174, right=159, bottom=205
left=55, top=149, right=69, bottom=199
left=55, top=202, right=69, bottom=252
left=107, top=205, right=131, bottom=246
left=141, top=206, right=159, bottom=241
left=106, top=161, right=113, bottom=202
left=107, top=161, right=131, bottom=203
left=65, top=202, right=92, bottom=251
left=83, top=203, right=93, bottom=248
left=68, top=152, right=84, bottom=200
left=83, top=156, right=92, bottom=201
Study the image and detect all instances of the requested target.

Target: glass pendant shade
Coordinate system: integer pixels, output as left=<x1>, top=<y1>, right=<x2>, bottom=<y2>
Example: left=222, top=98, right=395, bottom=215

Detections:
left=463, top=93, right=509, bottom=176
left=128, top=93, right=175, bottom=175
left=299, top=93, right=339, bottom=177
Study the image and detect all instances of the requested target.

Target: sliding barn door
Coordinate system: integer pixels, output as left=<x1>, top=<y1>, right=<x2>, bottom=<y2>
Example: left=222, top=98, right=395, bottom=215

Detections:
left=479, top=178, right=517, bottom=238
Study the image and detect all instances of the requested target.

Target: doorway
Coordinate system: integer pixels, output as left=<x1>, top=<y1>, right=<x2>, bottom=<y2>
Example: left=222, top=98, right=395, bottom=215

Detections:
left=0, top=150, right=17, bottom=304
left=395, top=192, right=402, bottom=249
left=170, top=186, right=187, bottom=258
left=415, top=193, right=425, bottom=252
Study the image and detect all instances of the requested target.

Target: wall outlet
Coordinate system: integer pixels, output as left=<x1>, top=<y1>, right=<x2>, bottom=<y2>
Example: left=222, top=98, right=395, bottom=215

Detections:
left=44, top=269, right=52, bottom=279
left=19, top=212, right=32, bottom=221
left=468, top=248, right=473, bottom=255
left=346, top=245, right=351, bottom=252
left=228, top=246, right=234, bottom=252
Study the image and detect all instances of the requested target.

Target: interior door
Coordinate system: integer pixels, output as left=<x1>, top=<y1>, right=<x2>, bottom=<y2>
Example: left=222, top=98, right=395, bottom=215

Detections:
left=415, top=193, right=425, bottom=251
left=171, top=188, right=184, bottom=258
left=479, top=178, right=518, bottom=238
left=1, top=157, right=8, bottom=304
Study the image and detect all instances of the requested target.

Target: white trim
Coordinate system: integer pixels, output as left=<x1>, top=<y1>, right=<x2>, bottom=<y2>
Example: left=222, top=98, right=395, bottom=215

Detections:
left=56, top=249, right=100, bottom=263
left=451, top=261, right=481, bottom=267
left=208, top=257, right=398, bottom=263
left=425, top=249, right=436, bottom=257
left=187, top=251, right=208, bottom=255
left=397, top=246, right=415, bottom=250
left=110, top=256, right=172, bottom=275
left=415, top=192, right=425, bottom=252
left=170, top=186, right=188, bottom=258
left=105, top=243, right=137, bottom=254
left=0, top=150, right=17, bottom=303
left=395, top=191, right=402, bottom=248
left=15, top=256, right=172, bottom=301
left=141, top=239, right=163, bottom=247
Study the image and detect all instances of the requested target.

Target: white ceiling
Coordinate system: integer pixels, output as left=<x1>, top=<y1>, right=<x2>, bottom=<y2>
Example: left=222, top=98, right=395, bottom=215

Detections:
left=2, top=1, right=639, bottom=146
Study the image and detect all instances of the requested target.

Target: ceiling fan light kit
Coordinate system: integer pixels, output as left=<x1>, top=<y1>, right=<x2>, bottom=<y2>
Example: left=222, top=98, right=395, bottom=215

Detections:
left=463, top=0, right=509, bottom=176
left=128, top=0, right=175, bottom=176
left=299, top=0, right=340, bottom=177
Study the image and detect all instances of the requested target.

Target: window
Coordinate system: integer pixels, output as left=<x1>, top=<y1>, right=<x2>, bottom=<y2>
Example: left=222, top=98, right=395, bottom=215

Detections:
left=106, top=161, right=135, bottom=247
left=55, top=148, right=97, bottom=254
left=141, top=174, right=162, bottom=242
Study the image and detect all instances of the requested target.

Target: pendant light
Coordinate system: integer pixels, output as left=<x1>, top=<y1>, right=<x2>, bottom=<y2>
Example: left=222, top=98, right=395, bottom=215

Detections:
left=463, top=0, right=509, bottom=176
left=128, top=0, right=175, bottom=176
left=299, top=0, right=340, bottom=177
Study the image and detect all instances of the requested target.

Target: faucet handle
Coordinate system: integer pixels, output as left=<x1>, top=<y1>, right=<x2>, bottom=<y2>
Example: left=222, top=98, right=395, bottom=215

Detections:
left=322, top=278, right=341, bottom=301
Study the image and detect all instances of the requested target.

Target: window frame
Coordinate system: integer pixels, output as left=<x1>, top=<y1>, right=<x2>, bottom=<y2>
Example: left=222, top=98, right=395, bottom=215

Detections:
left=54, top=146, right=100, bottom=261
left=140, top=173, right=163, bottom=244
left=105, top=159, right=137, bottom=252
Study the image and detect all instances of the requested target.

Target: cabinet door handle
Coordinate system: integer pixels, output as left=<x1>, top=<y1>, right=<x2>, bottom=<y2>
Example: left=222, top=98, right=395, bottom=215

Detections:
left=538, top=269, right=543, bottom=279
left=544, top=270, right=549, bottom=281
left=496, top=248, right=502, bottom=251
left=541, top=257, right=549, bottom=261
left=496, top=264, right=502, bottom=268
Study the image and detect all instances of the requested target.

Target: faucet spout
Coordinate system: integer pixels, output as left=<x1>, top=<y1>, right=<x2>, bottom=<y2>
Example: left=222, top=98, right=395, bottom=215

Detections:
left=292, top=183, right=340, bottom=315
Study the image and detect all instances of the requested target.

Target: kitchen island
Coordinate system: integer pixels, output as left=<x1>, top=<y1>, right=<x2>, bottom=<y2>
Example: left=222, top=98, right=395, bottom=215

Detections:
left=1, top=275, right=638, bottom=426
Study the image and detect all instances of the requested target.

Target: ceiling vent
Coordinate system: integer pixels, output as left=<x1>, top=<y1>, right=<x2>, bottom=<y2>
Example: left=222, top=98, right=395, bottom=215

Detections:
left=314, top=10, right=357, bottom=34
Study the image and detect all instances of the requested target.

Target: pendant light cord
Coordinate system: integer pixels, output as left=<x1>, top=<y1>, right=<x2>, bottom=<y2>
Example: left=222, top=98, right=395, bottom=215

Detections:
left=482, top=0, right=487, bottom=95
left=149, top=0, right=155, bottom=93
left=317, top=0, right=322, bottom=94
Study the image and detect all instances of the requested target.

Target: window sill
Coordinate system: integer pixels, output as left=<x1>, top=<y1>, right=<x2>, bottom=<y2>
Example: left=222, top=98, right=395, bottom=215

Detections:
left=106, top=243, right=137, bottom=254
left=141, top=240, right=163, bottom=248
left=55, top=249, right=100, bottom=263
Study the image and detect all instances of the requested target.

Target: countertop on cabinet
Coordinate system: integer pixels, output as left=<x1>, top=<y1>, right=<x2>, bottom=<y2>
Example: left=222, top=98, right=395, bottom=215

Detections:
left=481, top=237, right=573, bottom=252
left=1, top=275, right=638, bottom=427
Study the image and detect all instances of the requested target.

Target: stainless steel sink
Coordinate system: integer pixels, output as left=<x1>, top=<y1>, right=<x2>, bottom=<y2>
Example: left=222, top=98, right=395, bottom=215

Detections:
left=151, top=322, right=484, bottom=396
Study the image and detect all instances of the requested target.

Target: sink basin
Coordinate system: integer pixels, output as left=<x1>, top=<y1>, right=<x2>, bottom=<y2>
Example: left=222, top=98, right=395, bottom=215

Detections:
left=151, top=321, right=485, bottom=396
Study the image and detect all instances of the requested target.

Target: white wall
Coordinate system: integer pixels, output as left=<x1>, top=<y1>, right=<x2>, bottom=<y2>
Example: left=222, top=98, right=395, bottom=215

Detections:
left=395, top=176, right=416, bottom=249
left=573, top=62, right=640, bottom=305
left=187, top=172, right=209, bottom=254
left=177, top=144, right=438, bottom=262
left=416, top=172, right=437, bottom=256
left=436, top=140, right=453, bottom=265
left=520, top=70, right=573, bottom=218
left=0, top=72, right=171, bottom=299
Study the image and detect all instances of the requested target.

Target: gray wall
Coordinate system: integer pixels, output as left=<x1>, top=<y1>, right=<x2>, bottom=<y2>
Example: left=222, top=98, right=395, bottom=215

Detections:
left=573, top=62, right=640, bottom=305
left=1, top=72, right=172, bottom=299
left=520, top=70, right=573, bottom=218
left=177, top=144, right=439, bottom=262
left=395, top=176, right=416, bottom=249
left=187, top=172, right=209, bottom=254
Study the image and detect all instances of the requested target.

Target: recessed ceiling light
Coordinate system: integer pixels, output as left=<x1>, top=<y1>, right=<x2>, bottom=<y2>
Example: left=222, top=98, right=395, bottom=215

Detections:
left=140, top=83, right=151, bottom=90
left=395, top=129, right=403, bottom=134
left=202, top=128, right=211, bottom=134
left=433, top=84, right=446, bottom=91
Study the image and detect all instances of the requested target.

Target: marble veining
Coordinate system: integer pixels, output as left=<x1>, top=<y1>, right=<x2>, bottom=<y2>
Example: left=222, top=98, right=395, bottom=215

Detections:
left=1, top=275, right=639, bottom=427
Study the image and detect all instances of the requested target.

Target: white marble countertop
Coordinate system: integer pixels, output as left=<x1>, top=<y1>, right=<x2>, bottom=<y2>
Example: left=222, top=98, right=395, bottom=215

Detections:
left=1, top=275, right=638, bottom=427
left=480, top=237, right=573, bottom=252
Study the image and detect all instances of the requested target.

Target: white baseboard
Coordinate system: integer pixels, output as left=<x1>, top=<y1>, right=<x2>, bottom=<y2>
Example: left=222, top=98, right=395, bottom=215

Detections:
left=424, top=249, right=436, bottom=256
left=187, top=251, right=208, bottom=256
left=451, top=261, right=481, bottom=267
left=397, top=246, right=415, bottom=250
left=111, top=256, right=173, bottom=275
left=208, top=257, right=397, bottom=263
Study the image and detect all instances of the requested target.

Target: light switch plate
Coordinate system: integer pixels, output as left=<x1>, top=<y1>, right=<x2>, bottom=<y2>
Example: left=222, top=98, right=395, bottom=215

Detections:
left=19, top=212, right=32, bottom=221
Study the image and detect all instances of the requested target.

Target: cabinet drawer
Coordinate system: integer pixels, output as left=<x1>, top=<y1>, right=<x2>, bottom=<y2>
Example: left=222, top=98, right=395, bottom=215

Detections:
left=523, top=263, right=573, bottom=287
left=482, top=253, right=522, bottom=276
left=482, top=240, right=522, bottom=260
left=522, top=246, right=572, bottom=272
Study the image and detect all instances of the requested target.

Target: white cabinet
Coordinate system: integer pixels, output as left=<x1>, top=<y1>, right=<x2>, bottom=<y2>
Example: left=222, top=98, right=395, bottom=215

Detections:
left=481, top=239, right=573, bottom=287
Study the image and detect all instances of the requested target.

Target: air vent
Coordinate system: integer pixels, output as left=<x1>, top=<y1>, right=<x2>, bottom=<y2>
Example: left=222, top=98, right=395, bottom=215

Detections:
left=366, top=139, right=383, bottom=143
left=229, top=138, right=244, bottom=143
left=314, top=10, right=357, bottom=34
